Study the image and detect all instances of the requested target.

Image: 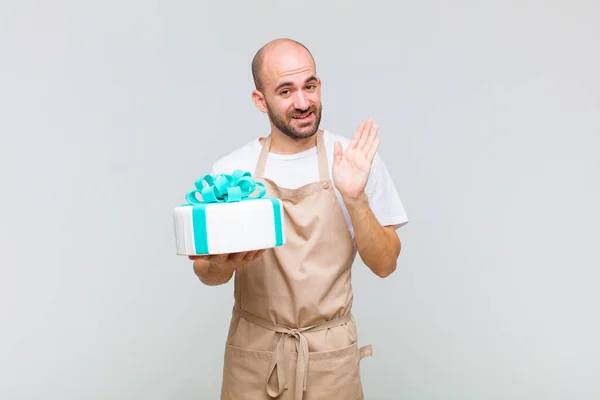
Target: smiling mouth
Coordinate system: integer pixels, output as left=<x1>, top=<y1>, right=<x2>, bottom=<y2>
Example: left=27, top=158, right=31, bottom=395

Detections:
left=292, top=111, right=313, bottom=120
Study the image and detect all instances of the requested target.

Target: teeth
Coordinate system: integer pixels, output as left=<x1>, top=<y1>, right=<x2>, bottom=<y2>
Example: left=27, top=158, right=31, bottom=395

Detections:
left=294, top=112, right=311, bottom=119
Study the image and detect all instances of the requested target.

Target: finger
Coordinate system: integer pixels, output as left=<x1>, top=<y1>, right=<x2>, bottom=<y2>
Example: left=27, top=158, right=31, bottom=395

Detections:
left=358, top=118, right=373, bottom=151
left=366, top=137, right=381, bottom=163
left=243, top=250, right=263, bottom=262
left=210, top=253, right=229, bottom=265
left=350, top=121, right=365, bottom=149
left=238, top=250, right=256, bottom=262
left=333, top=142, right=343, bottom=165
left=253, top=253, right=265, bottom=262
left=365, top=123, right=379, bottom=152
left=254, top=249, right=267, bottom=259
left=229, top=252, right=247, bottom=264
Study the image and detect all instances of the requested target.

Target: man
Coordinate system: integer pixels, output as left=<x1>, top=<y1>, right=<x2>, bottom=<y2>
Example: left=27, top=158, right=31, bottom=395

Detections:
left=189, top=38, right=408, bottom=400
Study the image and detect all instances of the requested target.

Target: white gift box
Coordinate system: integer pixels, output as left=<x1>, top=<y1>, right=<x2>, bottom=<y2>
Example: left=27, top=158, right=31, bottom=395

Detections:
left=173, top=170, right=286, bottom=255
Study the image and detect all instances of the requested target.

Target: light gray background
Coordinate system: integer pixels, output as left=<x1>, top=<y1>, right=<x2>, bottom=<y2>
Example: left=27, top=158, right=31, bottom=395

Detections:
left=2, top=0, right=599, bottom=399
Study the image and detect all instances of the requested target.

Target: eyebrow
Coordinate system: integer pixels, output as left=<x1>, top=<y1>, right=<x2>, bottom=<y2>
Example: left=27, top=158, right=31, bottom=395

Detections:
left=274, top=76, right=317, bottom=92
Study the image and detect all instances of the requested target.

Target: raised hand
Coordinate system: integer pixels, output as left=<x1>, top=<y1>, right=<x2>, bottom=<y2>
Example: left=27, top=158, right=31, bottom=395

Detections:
left=332, top=118, right=381, bottom=200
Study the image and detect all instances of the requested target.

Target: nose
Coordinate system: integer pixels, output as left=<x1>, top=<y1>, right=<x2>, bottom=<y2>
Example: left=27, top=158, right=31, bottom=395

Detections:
left=292, top=91, right=309, bottom=110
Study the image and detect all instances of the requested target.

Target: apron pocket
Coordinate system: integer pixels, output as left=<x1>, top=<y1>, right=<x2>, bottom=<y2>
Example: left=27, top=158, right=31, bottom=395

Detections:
left=221, top=344, right=273, bottom=400
left=303, top=341, right=364, bottom=400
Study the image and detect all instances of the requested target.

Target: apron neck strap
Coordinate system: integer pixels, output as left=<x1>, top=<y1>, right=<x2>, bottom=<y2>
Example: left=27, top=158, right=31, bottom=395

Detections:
left=253, top=130, right=329, bottom=181
left=315, top=130, right=329, bottom=181
left=254, top=135, right=271, bottom=178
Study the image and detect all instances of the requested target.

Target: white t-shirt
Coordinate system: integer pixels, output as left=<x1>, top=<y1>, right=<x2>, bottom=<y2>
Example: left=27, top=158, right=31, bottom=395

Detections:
left=211, top=130, right=409, bottom=239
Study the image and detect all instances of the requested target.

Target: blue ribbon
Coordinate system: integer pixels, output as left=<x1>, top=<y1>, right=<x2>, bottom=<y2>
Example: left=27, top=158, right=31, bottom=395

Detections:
left=185, top=169, right=266, bottom=204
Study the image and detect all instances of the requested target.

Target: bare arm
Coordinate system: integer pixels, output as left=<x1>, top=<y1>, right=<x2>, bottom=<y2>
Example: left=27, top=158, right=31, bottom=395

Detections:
left=332, top=118, right=402, bottom=278
left=343, top=193, right=401, bottom=278
left=190, top=250, right=265, bottom=286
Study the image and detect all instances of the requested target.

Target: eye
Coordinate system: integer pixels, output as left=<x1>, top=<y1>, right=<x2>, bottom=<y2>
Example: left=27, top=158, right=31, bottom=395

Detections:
left=280, top=89, right=290, bottom=96
left=306, top=84, right=317, bottom=90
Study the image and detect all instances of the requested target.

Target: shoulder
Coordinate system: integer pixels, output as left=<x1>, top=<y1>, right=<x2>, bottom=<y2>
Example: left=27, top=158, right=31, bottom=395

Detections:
left=211, top=138, right=261, bottom=174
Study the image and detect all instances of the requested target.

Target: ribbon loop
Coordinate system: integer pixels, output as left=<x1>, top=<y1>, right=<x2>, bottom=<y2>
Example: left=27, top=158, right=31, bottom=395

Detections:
left=185, top=169, right=266, bottom=204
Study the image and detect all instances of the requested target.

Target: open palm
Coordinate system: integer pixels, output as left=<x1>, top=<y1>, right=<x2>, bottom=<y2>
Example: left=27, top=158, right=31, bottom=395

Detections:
left=332, top=119, right=381, bottom=200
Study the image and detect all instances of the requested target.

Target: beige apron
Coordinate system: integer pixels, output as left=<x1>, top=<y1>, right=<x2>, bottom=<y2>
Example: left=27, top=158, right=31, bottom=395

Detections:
left=221, top=130, right=372, bottom=400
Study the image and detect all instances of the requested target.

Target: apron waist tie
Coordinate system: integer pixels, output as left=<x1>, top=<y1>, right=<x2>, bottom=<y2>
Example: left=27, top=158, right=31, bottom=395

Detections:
left=233, top=304, right=353, bottom=400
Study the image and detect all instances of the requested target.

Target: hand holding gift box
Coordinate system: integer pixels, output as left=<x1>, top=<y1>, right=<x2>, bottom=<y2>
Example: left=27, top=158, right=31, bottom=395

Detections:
left=173, top=169, right=286, bottom=255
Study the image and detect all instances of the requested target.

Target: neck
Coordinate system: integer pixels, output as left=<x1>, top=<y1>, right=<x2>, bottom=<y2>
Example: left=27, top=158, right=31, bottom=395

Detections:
left=264, top=129, right=321, bottom=154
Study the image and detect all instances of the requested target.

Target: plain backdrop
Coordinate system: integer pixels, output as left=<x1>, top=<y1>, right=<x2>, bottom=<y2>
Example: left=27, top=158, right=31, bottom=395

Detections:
left=2, top=0, right=599, bottom=399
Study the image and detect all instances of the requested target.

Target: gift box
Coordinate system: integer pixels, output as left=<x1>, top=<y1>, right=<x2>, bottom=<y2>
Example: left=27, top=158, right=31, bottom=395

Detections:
left=173, top=170, right=286, bottom=255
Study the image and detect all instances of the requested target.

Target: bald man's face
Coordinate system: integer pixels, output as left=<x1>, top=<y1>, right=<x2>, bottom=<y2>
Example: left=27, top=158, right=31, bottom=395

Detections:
left=254, top=45, right=322, bottom=140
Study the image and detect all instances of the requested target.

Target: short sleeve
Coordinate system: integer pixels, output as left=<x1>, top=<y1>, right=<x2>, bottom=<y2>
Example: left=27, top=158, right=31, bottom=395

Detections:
left=365, top=154, right=409, bottom=230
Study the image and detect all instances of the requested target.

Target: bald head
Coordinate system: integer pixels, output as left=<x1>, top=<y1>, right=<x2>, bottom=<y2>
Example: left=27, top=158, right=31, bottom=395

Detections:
left=251, top=38, right=316, bottom=91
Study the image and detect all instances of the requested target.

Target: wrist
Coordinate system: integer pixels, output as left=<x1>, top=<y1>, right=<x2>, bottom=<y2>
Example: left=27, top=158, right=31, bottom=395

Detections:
left=342, top=192, right=368, bottom=209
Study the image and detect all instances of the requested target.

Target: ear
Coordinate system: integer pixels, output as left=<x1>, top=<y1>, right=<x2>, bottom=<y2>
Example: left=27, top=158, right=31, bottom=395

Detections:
left=316, top=77, right=323, bottom=97
left=316, top=77, right=323, bottom=91
left=252, top=90, right=268, bottom=114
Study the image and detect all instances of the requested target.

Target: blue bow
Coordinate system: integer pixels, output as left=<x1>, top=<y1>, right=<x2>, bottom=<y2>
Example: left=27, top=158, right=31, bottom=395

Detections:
left=185, top=170, right=266, bottom=204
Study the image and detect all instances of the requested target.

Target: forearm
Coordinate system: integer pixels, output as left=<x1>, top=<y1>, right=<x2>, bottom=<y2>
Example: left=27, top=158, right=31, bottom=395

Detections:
left=343, top=193, right=401, bottom=278
left=193, top=259, right=235, bottom=286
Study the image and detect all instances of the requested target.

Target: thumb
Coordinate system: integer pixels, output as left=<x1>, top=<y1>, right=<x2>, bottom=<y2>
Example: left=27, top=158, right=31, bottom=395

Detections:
left=333, top=141, right=343, bottom=165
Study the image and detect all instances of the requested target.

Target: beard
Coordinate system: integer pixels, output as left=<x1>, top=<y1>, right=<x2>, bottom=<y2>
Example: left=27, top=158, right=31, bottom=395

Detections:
left=266, top=101, right=322, bottom=140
